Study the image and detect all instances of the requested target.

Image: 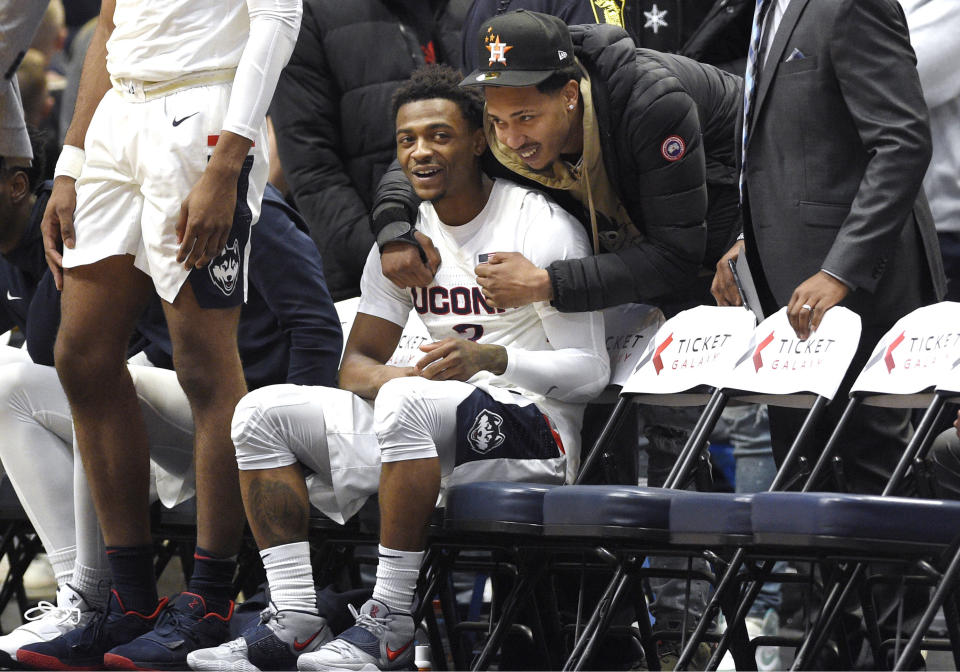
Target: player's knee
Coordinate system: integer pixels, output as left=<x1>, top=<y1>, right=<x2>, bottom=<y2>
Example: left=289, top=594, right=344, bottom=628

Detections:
left=54, top=328, right=126, bottom=399
left=0, top=363, right=33, bottom=419
left=232, top=386, right=301, bottom=471
left=374, top=377, right=440, bottom=462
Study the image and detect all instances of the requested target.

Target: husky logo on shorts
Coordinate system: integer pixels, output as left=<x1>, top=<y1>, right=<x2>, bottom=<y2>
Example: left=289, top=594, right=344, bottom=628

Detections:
left=209, top=239, right=240, bottom=296
left=467, top=409, right=505, bottom=455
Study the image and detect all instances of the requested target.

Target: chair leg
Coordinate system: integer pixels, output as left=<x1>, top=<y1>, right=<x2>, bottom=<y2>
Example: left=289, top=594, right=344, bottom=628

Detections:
left=472, top=563, right=547, bottom=671
left=630, top=576, right=660, bottom=671
left=571, top=572, right=633, bottom=672
left=437, top=561, right=468, bottom=671
left=703, top=563, right=767, bottom=671
left=562, top=565, right=628, bottom=671
left=674, top=548, right=746, bottom=670
left=894, top=542, right=960, bottom=670
left=792, top=563, right=864, bottom=670
left=945, top=589, right=960, bottom=670
left=858, top=577, right=884, bottom=666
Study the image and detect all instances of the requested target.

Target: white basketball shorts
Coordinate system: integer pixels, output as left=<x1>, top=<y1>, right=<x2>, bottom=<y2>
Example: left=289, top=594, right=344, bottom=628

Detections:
left=65, top=77, right=268, bottom=306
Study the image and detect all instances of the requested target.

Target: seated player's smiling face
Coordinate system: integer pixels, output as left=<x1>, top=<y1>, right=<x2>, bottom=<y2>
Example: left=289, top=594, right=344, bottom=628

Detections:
left=395, top=98, right=485, bottom=206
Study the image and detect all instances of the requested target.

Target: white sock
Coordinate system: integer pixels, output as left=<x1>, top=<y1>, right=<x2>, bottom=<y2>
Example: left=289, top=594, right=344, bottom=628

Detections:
left=71, top=561, right=111, bottom=609
left=261, top=541, right=316, bottom=614
left=372, top=545, right=423, bottom=612
left=48, top=546, right=76, bottom=589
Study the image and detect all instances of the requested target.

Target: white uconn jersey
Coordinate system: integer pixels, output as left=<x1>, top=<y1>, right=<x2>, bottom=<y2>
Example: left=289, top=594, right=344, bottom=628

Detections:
left=108, top=0, right=249, bottom=82
left=359, top=179, right=597, bottom=447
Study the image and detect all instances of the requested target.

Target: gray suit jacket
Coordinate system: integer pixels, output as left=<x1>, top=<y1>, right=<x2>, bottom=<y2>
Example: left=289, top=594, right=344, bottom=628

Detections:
left=740, top=0, right=946, bottom=324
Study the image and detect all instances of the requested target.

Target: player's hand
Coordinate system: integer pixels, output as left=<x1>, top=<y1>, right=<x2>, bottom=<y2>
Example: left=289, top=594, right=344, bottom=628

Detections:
left=415, top=338, right=507, bottom=382
left=475, top=252, right=551, bottom=308
left=176, top=166, right=238, bottom=270
left=381, top=232, right=440, bottom=288
left=370, top=365, right=419, bottom=398
left=711, top=240, right=745, bottom=307
left=41, top=176, right=78, bottom=291
left=787, top=271, right=850, bottom=340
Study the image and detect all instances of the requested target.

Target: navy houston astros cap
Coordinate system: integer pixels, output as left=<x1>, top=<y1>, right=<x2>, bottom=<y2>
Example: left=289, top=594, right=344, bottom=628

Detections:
left=460, top=10, right=575, bottom=88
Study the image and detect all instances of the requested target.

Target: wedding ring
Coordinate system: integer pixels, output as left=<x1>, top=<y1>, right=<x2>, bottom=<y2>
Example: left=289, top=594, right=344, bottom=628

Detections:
left=801, top=304, right=812, bottom=311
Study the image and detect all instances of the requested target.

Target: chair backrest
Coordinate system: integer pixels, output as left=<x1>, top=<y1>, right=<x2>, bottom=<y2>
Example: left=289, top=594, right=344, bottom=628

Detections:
left=723, top=305, right=861, bottom=408
left=333, top=298, right=431, bottom=367
left=588, top=303, right=664, bottom=404
left=850, top=302, right=960, bottom=407
left=384, top=311, right=431, bottom=367
left=619, top=305, right=756, bottom=405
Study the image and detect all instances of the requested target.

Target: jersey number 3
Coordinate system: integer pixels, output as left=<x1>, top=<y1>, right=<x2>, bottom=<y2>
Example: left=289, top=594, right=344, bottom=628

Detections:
left=453, top=324, right=484, bottom=342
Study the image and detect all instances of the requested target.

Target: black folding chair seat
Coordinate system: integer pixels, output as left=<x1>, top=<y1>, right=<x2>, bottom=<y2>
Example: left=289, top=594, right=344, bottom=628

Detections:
left=670, top=492, right=756, bottom=547
left=543, top=485, right=690, bottom=541
left=444, top=481, right=557, bottom=536
left=751, top=492, right=960, bottom=556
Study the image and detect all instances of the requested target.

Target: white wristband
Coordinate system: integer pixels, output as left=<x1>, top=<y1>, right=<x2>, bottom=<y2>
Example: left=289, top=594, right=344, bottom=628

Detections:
left=54, top=145, right=85, bottom=180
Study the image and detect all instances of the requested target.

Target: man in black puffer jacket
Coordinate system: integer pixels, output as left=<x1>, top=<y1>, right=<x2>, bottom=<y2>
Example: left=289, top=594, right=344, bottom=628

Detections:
left=269, top=0, right=471, bottom=301
left=373, top=12, right=741, bottom=316
left=370, top=15, right=743, bottom=652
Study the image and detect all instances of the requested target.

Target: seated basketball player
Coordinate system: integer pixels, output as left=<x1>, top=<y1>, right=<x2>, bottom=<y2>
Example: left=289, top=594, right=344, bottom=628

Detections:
left=187, top=64, right=609, bottom=672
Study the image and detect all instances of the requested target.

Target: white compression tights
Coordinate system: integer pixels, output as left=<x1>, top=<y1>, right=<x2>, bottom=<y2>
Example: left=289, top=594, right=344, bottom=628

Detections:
left=0, top=358, right=198, bottom=589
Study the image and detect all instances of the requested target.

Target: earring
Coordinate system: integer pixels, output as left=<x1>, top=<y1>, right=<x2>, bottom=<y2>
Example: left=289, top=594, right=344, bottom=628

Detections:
left=568, top=104, right=575, bottom=110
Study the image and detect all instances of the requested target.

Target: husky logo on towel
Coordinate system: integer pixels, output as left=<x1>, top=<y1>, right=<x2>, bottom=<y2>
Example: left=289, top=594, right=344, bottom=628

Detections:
left=209, top=239, right=240, bottom=296
left=467, top=409, right=505, bottom=455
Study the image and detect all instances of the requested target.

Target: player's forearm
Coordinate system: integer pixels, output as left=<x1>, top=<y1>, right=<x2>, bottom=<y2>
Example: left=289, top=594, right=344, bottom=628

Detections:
left=63, top=11, right=114, bottom=149
left=339, top=354, right=413, bottom=401
left=206, top=131, right=254, bottom=180
left=500, top=347, right=608, bottom=402
left=223, top=0, right=301, bottom=142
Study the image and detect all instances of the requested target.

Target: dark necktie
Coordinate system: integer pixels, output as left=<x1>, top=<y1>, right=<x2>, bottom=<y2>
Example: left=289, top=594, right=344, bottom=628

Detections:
left=740, top=0, right=774, bottom=203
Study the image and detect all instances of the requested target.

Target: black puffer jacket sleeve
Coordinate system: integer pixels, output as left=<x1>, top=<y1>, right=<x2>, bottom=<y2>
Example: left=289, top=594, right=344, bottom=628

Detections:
left=371, top=158, right=421, bottom=244
left=270, top=2, right=375, bottom=301
left=547, top=24, right=709, bottom=312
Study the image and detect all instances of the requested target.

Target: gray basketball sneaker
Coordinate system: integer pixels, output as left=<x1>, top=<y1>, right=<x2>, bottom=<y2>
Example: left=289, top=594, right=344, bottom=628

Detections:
left=296, top=599, right=415, bottom=671
left=188, top=604, right=331, bottom=672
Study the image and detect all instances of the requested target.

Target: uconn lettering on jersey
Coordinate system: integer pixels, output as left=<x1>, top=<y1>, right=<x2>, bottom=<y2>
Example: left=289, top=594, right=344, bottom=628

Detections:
left=411, top=286, right=507, bottom=316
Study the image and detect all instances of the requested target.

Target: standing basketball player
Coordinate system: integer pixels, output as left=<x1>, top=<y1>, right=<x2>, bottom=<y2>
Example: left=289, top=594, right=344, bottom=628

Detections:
left=20, top=0, right=302, bottom=669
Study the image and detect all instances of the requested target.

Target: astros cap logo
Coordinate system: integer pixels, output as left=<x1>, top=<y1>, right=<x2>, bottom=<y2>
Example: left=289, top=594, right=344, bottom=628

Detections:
left=485, top=28, right=513, bottom=66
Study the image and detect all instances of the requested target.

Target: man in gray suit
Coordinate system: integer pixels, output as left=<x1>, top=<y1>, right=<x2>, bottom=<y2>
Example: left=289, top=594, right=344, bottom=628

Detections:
left=712, top=0, right=946, bottom=495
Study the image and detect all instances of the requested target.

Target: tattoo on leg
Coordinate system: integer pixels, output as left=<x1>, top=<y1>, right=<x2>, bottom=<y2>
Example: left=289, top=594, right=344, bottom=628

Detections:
left=246, top=476, right=309, bottom=548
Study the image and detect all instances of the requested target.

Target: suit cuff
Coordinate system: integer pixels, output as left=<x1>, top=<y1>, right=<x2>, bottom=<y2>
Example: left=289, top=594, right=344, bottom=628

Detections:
left=821, top=268, right=855, bottom=290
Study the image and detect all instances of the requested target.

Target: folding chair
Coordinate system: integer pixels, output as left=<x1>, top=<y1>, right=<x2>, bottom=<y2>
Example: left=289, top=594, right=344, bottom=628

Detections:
left=529, top=306, right=762, bottom=670
left=896, top=359, right=960, bottom=669
left=677, top=302, right=960, bottom=670
left=426, top=304, right=663, bottom=670
left=0, top=480, right=43, bottom=627
left=653, top=305, right=863, bottom=670
left=766, top=302, right=960, bottom=669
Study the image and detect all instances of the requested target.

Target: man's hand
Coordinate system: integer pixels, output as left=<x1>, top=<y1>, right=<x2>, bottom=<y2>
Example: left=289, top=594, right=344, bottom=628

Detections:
left=176, top=166, right=239, bottom=270
left=177, top=130, right=253, bottom=270
left=41, top=176, right=79, bottom=290
left=711, top=240, right=745, bottom=307
left=415, top=338, right=507, bottom=382
left=787, top=271, right=850, bottom=340
left=475, top=252, right=551, bottom=308
left=380, top=232, right=440, bottom=288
